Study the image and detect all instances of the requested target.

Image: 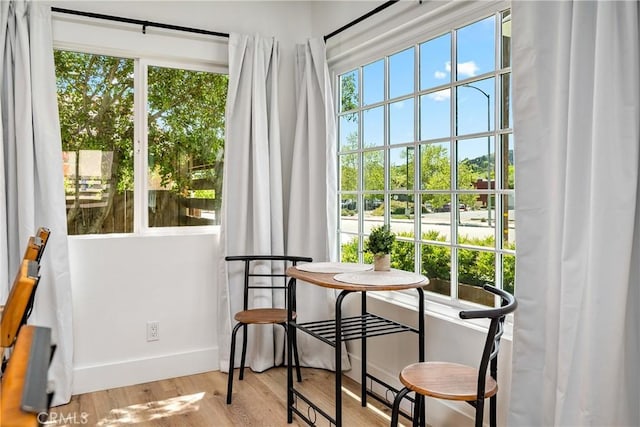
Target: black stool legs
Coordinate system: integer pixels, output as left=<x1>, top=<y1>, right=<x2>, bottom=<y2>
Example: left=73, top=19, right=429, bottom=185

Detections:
left=226, top=323, right=302, bottom=404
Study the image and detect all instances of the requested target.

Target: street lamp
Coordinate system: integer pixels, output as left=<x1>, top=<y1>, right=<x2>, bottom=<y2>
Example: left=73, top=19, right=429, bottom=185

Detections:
left=462, top=84, right=492, bottom=226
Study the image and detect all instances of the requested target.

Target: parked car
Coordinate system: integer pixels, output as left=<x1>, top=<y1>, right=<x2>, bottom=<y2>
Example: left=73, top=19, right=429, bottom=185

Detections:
left=435, top=202, right=467, bottom=212
left=341, top=199, right=356, bottom=210
left=364, top=198, right=382, bottom=210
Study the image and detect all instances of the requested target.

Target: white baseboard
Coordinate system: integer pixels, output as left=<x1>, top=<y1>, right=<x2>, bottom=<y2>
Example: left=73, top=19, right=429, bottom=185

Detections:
left=72, top=347, right=219, bottom=395
left=345, top=353, right=475, bottom=426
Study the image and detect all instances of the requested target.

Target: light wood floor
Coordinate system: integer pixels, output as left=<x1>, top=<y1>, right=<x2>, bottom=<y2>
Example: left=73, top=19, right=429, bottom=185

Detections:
left=51, top=367, right=410, bottom=426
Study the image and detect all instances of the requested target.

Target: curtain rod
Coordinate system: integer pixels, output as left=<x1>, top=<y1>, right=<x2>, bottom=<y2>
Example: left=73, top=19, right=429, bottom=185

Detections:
left=324, top=0, right=400, bottom=42
left=51, top=7, right=230, bottom=39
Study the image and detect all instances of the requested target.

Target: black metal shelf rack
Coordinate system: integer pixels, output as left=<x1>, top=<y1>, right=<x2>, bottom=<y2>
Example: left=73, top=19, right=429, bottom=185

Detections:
left=295, top=313, right=418, bottom=347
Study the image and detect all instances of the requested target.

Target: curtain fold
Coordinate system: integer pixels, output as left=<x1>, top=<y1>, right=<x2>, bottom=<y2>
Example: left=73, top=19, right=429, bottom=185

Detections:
left=510, top=1, right=640, bottom=425
left=0, top=0, right=73, bottom=406
left=217, top=33, right=285, bottom=373
left=287, top=38, right=349, bottom=371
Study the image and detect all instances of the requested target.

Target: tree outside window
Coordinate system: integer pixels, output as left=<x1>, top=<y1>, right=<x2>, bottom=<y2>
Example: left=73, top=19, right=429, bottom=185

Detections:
left=55, top=51, right=228, bottom=234
left=337, top=10, right=515, bottom=306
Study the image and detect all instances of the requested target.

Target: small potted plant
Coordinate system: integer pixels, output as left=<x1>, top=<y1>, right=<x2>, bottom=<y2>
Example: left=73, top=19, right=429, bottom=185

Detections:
left=365, top=224, right=395, bottom=271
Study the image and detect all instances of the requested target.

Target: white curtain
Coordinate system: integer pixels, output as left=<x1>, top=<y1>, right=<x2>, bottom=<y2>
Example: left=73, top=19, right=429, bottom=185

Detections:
left=287, top=38, right=349, bottom=371
left=510, top=1, right=640, bottom=425
left=217, top=33, right=285, bottom=373
left=0, top=0, right=74, bottom=406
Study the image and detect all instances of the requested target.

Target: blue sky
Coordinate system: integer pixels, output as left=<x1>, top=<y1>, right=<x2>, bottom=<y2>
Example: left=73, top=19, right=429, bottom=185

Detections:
left=340, top=15, right=509, bottom=163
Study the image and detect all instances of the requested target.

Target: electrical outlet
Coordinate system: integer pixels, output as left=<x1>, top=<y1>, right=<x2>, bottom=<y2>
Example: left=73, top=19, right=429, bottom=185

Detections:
left=147, top=321, right=159, bottom=341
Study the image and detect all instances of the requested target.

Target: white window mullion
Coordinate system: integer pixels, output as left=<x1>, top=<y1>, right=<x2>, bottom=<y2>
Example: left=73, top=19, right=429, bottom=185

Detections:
left=133, top=59, right=148, bottom=233
left=383, top=57, right=390, bottom=227
left=450, top=27, right=459, bottom=302
left=413, top=43, right=420, bottom=274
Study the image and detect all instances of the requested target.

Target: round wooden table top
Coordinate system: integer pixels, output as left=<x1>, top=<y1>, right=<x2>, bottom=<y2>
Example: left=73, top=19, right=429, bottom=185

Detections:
left=286, top=265, right=428, bottom=292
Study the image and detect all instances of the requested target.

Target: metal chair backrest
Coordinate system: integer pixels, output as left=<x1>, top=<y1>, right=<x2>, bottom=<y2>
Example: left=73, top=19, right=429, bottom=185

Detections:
left=225, top=255, right=313, bottom=311
left=458, top=285, right=517, bottom=405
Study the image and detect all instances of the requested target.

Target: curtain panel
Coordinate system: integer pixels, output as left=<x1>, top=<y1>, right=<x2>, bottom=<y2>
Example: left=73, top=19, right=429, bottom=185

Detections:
left=510, top=1, right=640, bottom=425
left=217, top=33, right=286, bottom=373
left=287, top=38, right=349, bottom=371
left=0, top=0, right=74, bottom=405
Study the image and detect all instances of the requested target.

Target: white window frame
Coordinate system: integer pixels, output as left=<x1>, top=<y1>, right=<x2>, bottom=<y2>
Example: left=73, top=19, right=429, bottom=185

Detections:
left=53, top=15, right=228, bottom=237
left=329, top=1, right=514, bottom=325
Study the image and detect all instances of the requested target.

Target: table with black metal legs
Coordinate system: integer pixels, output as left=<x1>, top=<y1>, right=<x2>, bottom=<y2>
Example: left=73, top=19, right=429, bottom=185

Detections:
left=285, top=266, right=427, bottom=427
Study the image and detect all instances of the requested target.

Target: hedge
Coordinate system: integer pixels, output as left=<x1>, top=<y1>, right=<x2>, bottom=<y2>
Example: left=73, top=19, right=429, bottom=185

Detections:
left=341, top=230, right=515, bottom=295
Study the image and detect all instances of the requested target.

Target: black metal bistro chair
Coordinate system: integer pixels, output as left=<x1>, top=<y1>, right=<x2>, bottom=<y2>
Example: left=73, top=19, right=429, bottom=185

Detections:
left=225, top=255, right=312, bottom=404
left=390, top=285, right=517, bottom=427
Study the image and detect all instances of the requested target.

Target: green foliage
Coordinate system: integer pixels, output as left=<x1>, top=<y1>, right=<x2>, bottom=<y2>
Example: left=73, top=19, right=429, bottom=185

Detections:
left=363, top=150, right=384, bottom=191
left=55, top=51, right=135, bottom=185
left=147, top=66, right=227, bottom=196
left=371, top=204, right=385, bottom=216
left=458, top=248, right=487, bottom=286
left=390, top=147, right=414, bottom=190
left=341, top=230, right=515, bottom=295
left=390, top=199, right=412, bottom=216
left=54, top=50, right=228, bottom=233
left=420, top=144, right=449, bottom=192
left=364, top=225, right=395, bottom=255
left=419, top=231, right=451, bottom=281
left=340, top=139, right=496, bottom=213
left=503, top=253, right=516, bottom=294
left=191, top=190, right=215, bottom=199
left=390, top=239, right=414, bottom=270
left=340, top=148, right=358, bottom=192
left=340, top=72, right=358, bottom=113
left=341, top=237, right=360, bottom=263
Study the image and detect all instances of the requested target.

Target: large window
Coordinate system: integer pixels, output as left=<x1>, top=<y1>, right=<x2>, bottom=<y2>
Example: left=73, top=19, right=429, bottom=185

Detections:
left=55, top=51, right=228, bottom=235
left=337, top=10, right=514, bottom=306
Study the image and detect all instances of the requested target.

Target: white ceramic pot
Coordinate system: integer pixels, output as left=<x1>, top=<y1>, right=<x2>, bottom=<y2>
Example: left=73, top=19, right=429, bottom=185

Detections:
left=373, top=254, right=391, bottom=271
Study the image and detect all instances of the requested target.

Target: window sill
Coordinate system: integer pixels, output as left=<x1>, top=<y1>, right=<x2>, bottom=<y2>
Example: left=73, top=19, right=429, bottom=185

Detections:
left=367, top=289, right=513, bottom=341
left=67, top=225, right=220, bottom=240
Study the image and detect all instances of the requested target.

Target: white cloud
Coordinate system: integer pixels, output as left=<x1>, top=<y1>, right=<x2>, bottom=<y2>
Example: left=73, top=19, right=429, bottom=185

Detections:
left=458, top=61, right=479, bottom=77
left=434, top=70, right=447, bottom=79
left=444, top=60, right=479, bottom=78
left=428, top=89, right=451, bottom=102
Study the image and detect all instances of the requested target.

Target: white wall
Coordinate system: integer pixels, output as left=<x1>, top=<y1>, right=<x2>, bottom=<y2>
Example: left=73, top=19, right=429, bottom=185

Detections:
left=51, top=0, right=314, bottom=394
left=68, top=234, right=219, bottom=393
left=53, top=2, right=512, bottom=425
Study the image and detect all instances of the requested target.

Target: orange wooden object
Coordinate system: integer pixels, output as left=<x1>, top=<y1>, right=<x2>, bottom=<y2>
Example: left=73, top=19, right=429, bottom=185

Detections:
left=0, top=325, right=40, bottom=427
left=22, top=227, right=50, bottom=263
left=400, top=361, right=498, bottom=401
left=21, top=237, right=41, bottom=262
left=0, top=260, right=39, bottom=348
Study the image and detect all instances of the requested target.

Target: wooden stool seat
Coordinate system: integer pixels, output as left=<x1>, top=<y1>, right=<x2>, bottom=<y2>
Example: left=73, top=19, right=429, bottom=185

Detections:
left=234, top=308, right=296, bottom=325
left=400, top=361, right=498, bottom=401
